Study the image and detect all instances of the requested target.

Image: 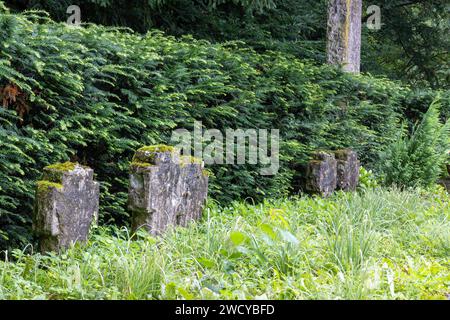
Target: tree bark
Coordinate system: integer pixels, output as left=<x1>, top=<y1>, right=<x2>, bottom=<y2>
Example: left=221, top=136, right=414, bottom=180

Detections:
left=326, top=0, right=362, bottom=73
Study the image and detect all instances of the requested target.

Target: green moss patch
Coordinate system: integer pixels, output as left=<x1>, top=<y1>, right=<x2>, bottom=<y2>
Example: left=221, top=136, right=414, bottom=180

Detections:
left=45, top=162, right=77, bottom=172
left=130, top=161, right=154, bottom=171
left=138, top=145, right=175, bottom=153
left=42, top=162, right=78, bottom=183
left=36, top=180, right=63, bottom=194
left=132, top=144, right=177, bottom=165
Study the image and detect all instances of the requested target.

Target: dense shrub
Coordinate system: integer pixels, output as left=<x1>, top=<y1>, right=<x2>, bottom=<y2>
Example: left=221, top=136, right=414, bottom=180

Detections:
left=0, top=8, right=441, bottom=249
left=401, top=89, right=450, bottom=125
left=8, top=1, right=449, bottom=89
left=380, top=99, right=450, bottom=188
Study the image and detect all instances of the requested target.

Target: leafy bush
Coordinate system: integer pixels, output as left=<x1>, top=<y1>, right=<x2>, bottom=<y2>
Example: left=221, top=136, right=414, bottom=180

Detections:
left=8, top=0, right=449, bottom=89
left=380, top=98, right=450, bottom=188
left=0, top=8, right=441, bottom=249
left=1, top=188, right=449, bottom=299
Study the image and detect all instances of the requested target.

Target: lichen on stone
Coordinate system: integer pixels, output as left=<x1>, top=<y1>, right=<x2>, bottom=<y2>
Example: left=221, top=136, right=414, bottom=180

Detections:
left=34, top=163, right=100, bottom=253
left=36, top=180, right=63, bottom=194
left=128, top=144, right=209, bottom=236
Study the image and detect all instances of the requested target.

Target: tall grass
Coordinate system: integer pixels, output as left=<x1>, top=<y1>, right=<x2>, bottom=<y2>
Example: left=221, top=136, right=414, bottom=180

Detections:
left=0, top=187, right=449, bottom=300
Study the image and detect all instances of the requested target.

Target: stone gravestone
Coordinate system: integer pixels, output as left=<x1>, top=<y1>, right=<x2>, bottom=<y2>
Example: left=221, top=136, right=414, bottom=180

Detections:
left=128, top=145, right=209, bottom=235
left=33, top=162, right=100, bottom=253
left=335, top=149, right=360, bottom=191
left=305, top=151, right=337, bottom=197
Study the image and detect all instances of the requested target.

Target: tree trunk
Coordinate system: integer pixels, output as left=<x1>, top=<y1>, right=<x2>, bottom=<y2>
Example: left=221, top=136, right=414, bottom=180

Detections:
left=326, top=0, right=362, bottom=73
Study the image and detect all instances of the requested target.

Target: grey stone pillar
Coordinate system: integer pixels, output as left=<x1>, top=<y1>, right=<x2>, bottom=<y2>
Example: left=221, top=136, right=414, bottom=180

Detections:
left=33, top=162, right=100, bottom=253
left=306, top=151, right=337, bottom=197
left=128, top=145, right=209, bottom=235
left=335, top=149, right=360, bottom=191
left=326, top=0, right=362, bottom=73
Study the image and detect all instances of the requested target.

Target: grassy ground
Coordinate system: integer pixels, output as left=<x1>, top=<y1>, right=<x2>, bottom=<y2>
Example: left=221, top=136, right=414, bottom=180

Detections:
left=0, top=187, right=449, bottom=300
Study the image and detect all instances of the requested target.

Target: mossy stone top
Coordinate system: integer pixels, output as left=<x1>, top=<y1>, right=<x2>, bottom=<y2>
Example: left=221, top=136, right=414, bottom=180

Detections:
left=131, top=144, right=203, bottom=169
left=131, top=145, right=176, bottom=168
left=37, top=162, right=89, bottom=193
left=312, top=151, right=335, bottom=161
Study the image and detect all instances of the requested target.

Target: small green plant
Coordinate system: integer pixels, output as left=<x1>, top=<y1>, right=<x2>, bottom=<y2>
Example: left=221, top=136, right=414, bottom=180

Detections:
left=358, top=167, right=380, bottom=190
left=380, top=98, right=450, bottom=188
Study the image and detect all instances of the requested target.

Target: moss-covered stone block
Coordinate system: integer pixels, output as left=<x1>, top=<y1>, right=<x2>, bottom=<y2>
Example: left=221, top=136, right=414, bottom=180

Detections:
left=128, top=145, right=208, bottom=235
left=33, top=163, right=100, bottom=253
left=131, top=145, right=179, bottom=172
left=306, top=151, right=337, bottom=197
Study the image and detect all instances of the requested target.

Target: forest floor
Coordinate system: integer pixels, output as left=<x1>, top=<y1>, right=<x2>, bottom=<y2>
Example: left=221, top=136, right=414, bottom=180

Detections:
left=0, top=187, right=449, bottom=300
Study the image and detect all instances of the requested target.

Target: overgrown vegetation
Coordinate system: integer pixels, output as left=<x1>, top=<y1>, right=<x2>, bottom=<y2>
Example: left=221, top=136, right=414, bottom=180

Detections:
left=0, top=0, right=449, bottom=301
left=7, top=0, right=449, bottom=88
left=3, top=7, right=443, bottom=249
left=1, top=188, right=448, bottom=300
left=381, top=99, right=450, bottom=188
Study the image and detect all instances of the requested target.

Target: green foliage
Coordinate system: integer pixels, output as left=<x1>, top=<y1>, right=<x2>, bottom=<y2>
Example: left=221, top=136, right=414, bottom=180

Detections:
left=358, top=166, right=379, bottom=190
left=6, top=0, right=448, bottom=89
left=0, top=1, right=7, bottom=12
left=363, top=0, right=449, bottom=89
left=0, top=188, right=449, bottom=299
left=5, top=0, right=278, bottom=33
left=400, top=89, right=450, bottom=125
left=5, top=0, right=327, bottom=62
left=380, top=98, right=450, bottom=188
left=0, top=9, right=441, bottom=249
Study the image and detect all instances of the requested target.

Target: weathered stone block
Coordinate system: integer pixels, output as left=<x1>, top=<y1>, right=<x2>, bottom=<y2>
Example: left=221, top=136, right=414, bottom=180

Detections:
left=306, top=151, right=337, bottom=197
left=128, top=145, right=208, bottom=235
left=33, top=162, right=100, bottom=253
left=335, top=149, right=360, bottom=191
left=326, top=0, right=362, bottom=73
